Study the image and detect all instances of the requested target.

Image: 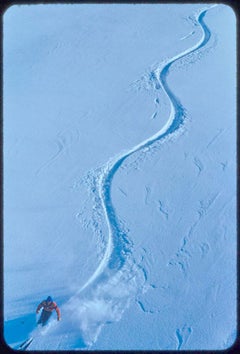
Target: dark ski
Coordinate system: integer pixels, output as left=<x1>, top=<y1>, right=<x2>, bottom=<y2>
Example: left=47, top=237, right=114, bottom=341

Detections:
left=18, top=337, right=33, bottom=350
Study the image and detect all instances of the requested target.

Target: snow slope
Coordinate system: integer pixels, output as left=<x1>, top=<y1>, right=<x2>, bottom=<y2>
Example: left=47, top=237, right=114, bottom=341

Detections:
left=4, top=3, right=236, bottom=350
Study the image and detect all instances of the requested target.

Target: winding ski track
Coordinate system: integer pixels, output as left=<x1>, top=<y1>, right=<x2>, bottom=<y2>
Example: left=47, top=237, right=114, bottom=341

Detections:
left=79, top=5, right=216, bottom=294
left=26, top=5, right=217, bottom=350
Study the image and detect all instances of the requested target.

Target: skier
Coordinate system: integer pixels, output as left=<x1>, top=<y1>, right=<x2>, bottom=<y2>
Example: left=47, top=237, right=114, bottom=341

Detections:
left=36, top=296, right=61, bottom=326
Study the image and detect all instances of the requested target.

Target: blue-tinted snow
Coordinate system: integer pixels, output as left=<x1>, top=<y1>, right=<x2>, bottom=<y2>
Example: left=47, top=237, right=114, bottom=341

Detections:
left=4, top=3, right=236, bottom=350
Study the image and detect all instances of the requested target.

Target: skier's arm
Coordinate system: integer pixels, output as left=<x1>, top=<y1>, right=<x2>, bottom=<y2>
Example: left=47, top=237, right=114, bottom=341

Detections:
left=55, top=305, right=61, bottom=321
left=36, top=302, right=44, bottom=314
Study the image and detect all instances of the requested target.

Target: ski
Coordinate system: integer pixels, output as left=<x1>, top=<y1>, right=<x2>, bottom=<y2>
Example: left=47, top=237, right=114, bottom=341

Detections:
left=18, top=337, right=33, bottom=351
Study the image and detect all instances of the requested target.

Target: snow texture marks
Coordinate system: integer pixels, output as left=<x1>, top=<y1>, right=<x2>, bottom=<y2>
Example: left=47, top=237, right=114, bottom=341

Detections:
left=35, top=136, right=64, bottom=176
left=167, top=191, right=220, bottom=277
left=35, top=126, right=80, bottom=176
left=180, top=30, right=195, bottom=41
left=175, top=325, right=193, bottom=350
left=194, top=156, right=204, bottom=176
left=158, top=200, right=169, bottom=220
left=206, top=128, right=224, bottom=149
left=27, top=5, right=218, bottom=349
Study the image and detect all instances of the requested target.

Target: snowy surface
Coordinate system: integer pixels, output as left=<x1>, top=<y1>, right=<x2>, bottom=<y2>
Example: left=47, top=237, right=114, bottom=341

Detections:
left=4, top=3, right=236, bottom=350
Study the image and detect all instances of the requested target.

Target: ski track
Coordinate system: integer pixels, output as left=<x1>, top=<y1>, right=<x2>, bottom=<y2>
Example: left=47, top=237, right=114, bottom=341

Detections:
left=27, top=5, right=217, bottom=350
left=79, top=5, right=215, bottom=294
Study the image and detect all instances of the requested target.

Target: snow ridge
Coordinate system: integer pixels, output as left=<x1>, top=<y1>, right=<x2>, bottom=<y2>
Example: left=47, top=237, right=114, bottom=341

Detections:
left=30, top=5, right=217, bottom=350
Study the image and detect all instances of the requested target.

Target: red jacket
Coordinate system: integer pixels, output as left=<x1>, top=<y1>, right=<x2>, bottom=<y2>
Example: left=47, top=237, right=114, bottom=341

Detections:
left=36, top=300, right=61, bottom=320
